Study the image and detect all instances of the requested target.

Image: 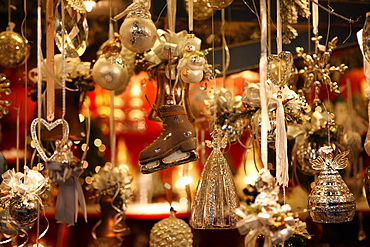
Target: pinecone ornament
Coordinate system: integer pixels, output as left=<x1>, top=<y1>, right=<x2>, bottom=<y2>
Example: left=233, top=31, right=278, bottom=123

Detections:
left=149, top=209, right=193, bottom=247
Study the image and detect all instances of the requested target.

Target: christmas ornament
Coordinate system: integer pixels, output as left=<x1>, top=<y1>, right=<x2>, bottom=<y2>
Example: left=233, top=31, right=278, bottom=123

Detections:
left=9, top=194, right=40, bottom=225
left=114, top=0, right=157, bottom=53
left=92, top=33, right=129, bottom=91
left=139, top=104, right=198, bottom=174
left=0, top=167, right=47, bottom=236
left=184, top=0, right=214, bottom=21
left=0, top=204, right=33, bottom=236
left=190, top=129, right=240, bottom=229
left=200, top=0, right=233, bottom=10
left=0, top=74, right=11, bottom=118
left=46, top=139, right=87, bottom=226
left=296, top=36, right=347, bottom=104
left=308, top=146, right=356, bottom=223
left=150, top=208, right=193, bottom=247
left=177, top=34, right=207, bottom=84
left=89, top=165, right=133, bottom=240
left=236, top=169, right=304, bottom=247
left=279, top=0, right=310, bottom=44
left=55, top=0, right=88, bottom=57
left=205, top=88, right=247, bottom=143
left=0, top=22, right=30, bottom=68
left=362, top=12, right=370, bottom=63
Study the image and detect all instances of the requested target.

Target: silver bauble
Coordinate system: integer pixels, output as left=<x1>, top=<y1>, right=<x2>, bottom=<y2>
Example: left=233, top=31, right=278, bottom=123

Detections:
left=119, top=17, right=157, bottom=53
left=0, top=30, right=30, bottom=68
left=9, top=194, right=40, bottom=225
left=150, top=210, right=193, bottom=247
left=92, top=55, right=129, bottom=91
left=0, top=206, right=33, bottom=235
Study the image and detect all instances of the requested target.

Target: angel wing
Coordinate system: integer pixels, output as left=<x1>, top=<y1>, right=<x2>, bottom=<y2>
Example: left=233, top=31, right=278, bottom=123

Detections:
left=309, top=156, right=326, bottom=170
left=333, top=150, right=350, bottom=169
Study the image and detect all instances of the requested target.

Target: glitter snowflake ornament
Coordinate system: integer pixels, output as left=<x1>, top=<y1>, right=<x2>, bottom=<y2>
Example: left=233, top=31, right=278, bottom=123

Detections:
left=149, top=209, right=193, bottom=247
left=190, top=129, right=240, bottom=229
left=296, top=36, right=347, bottom=105
left=308, top=146, right=356, bottom=223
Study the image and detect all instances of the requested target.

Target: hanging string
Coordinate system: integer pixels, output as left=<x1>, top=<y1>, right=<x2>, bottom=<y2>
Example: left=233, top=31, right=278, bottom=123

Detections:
left=221, top=9, right=230, bottom=89
left=188, top=0, right=193, bottom=33
left=276, top=0, right=282, bottom=54
left=61, top=0, right=66, bottom=120
left=167, top=0, right=177, bottom=32
left=259, top=0, right=269, bottom=170
left=8, top=0, right=11, bottom=25
left=325, top=0, right=331, bottom=47
left=22, top=0, right=28, bottom=166
left=108, top=0, right=116, bottom=167
left=37, top=0, right=42, bottom=150
left=46, top=0, right=55, bottom=122
left=312, top=0, right=319, bottom=37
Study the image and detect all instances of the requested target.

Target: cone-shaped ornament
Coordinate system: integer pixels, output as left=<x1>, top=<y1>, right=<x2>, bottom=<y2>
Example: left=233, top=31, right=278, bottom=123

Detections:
left=190, top=129, right=240, bottom=229
left=308, top=146, right=356, bottom=223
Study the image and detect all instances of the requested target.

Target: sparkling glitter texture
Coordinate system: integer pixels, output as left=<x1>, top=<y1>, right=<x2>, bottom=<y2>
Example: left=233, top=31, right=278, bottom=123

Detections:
left=308, top=146, right=356, bottom=223
left=149, top=210, right=193, bottom=247
left=190, top=129, right=240, bottom=229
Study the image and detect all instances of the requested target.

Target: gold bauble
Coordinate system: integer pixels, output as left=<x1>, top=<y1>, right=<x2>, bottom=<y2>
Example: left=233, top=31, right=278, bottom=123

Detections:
left=0, top=31, right=30, bottom=68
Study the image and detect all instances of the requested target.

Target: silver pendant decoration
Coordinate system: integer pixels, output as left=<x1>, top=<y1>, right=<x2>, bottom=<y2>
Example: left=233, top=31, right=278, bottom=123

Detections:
left=308, top=146, right=356, bottom=223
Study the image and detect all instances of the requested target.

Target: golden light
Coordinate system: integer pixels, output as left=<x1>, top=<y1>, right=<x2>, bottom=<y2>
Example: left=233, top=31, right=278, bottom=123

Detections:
left=98, top=144, right=106, bottom=152
left=174, top=176, right=193, bottom=188
left=81, top=143, right=89, bottom=152
left=85, top=176, right=93, bottom=184
left=83, top=0, right=96, bottom=12
left=179, top=197, right=188, bottom=205
left=94, top=138, right=102, bottom=147
left=82, top=160, right=89, bottom=169
left=79, top=114, right=85, bottom=122
left=95, top=166, right=101, bottom=173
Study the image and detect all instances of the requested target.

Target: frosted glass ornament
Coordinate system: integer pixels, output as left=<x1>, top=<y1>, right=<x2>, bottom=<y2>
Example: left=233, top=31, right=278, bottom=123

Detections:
left=190, top=129, right=240, bottom=229
left=119, top=9, right=157, bottom=53
left=308, top=146, right=356, bottom=223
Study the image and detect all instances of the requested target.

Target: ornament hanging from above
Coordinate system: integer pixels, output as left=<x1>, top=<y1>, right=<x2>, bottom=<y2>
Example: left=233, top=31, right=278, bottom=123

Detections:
left=200, top=0, right=233, bottom=10
left=92, top=33, right=129, bottom=91
left=0, top=167, right=47, bottom=236
left=308, top=146, right=356, bottom=223
left=279, top=0, right=310, bottom=44
left=0, top=22, right=30, bottom=68
left=0, top=74, right=11, bottom=119
left=55, top=0, right=88, bottom=57
left=184, top=0, right=214, bottom=21
left=150, top=208, right=193, bottom=247
left=296, top=36, right=347, bottom=105
left=114, top=0, right=157, bottom=53
left=190, top=129, right=240, bottom=229
left=362, top=12, right=370, bottom=63
left=235, top=169, right=311, bottom=247
left=88, top=165, right=133, bottom=242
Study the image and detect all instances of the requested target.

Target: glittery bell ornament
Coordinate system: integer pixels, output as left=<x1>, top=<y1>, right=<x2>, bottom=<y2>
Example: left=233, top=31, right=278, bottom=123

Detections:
left=114, top=0, right=157, bottom=53
left=150, top=208, right=193, bottom=247
left=0, top=22, right=30, bottom=68
left=308, top=146, right=356, bottom=223
left=9, top=194, right=40, bottom=226
left=200, top=0, right=233, bottom=10
left=92, top=33, right=129, bottom=91
left=190, top=129, right=240, bottom=229
left=55, top=0, right=88, bottom=57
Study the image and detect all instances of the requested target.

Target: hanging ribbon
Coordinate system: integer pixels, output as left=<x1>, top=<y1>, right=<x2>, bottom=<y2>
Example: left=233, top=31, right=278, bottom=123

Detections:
left=357, top=30, right=370, bottom=155
left=259, top=0, right=269, bottom=169
left=47, top=162, right=87, bottom=226
left=312, top=0, right=319, bottom=36
left=46, top=0, right=55, bottom=122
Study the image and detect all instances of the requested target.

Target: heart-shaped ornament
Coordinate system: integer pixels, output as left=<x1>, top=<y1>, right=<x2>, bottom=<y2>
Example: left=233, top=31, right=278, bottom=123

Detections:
left=267, top=51, right=293, bottom=87
left=30, top=118, right=70, bottom=161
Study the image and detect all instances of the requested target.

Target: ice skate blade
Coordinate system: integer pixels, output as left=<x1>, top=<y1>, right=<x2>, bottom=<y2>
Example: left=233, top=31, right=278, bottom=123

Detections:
left=140, top=150, right=198, bottom=174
